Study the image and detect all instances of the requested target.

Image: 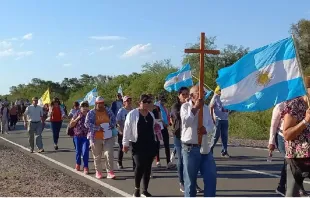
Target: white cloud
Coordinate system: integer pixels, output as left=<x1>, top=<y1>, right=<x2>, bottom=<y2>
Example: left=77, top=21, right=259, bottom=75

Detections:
left=89, top=52, right=95, bottom=56
left=56, top=52, right=66, bottom=58
left=89, top=36, right=126, bottom=40
left=121, top=43, right=152, bottom=58
left=8, top=37, right=18, bottom=41
left=0, top=48, right=33, bottom=59
left=63, top=63, right=72, bottom=67
left=0, top=41, right=12, bottom=49
left=22, top=33, right=33, bottom=40
left=99, top=45, right=114, bottom=51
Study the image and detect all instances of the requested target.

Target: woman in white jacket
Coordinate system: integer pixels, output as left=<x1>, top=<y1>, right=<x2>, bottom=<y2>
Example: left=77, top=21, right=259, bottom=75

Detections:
left=123, top=94, right=157, bottom=197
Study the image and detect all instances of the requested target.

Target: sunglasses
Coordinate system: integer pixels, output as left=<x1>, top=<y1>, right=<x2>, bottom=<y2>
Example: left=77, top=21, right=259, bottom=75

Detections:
left=142, top=100, right=152, bottom=104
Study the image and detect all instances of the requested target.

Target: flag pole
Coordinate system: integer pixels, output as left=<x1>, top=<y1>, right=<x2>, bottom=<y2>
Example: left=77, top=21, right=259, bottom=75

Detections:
left=292, top=34, right=310, bottom=106
left=192, top=75, right=213, bottom=90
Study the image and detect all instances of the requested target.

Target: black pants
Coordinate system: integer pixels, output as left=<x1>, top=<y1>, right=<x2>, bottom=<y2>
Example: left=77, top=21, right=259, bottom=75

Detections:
left=10, top=115, right=18, bottom=127
left=118, top=134, right=124, bottom=165
left=156, top=127, right=171, bottom=164
left=133, top=154, right=154, bottom=191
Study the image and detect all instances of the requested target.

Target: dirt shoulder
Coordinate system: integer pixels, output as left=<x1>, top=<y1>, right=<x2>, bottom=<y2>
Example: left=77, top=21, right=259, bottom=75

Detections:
left=0, top=143, right=107, bottom=197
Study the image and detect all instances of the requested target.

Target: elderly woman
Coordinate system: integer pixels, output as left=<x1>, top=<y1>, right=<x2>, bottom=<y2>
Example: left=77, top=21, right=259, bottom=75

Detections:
left=69, top=101, right=90, bottom=174
left=282, top=76, right=310, bottom=197
left=48, top=97, right=66, bottom=150
left=85, top=96, right=116, bottom=179
left=268, top=102, right=307, bottom=196
left=123, top=94, right=157, bottom=197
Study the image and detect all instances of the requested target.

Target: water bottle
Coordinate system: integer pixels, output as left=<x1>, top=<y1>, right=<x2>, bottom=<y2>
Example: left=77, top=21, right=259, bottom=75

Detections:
left=267, top=151, right=273, bottom=162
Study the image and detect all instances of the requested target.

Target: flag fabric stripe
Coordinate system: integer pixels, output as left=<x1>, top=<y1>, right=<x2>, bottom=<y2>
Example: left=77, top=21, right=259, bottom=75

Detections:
left=224, top=77, right=305, bottom=111
left=83, top=88, right=98, bottom=106
left=221, top=58, right=301, bottom=105
left=164, top=63, right=193, bottom=92
left=216, top=36, right=305, bottom=112
left=164, top=70, right=192, bottom=88
left=218, top=37, right=296, bottom=89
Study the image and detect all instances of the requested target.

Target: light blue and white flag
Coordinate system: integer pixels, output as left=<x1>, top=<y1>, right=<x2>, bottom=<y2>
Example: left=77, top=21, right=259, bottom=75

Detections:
left=83, top=88, right=98, bottom=106
left=118, top=85, right=123, bottom=96
left=164, top=63, right=193, bottom=92
left=216, top=37, right=306, bottom=112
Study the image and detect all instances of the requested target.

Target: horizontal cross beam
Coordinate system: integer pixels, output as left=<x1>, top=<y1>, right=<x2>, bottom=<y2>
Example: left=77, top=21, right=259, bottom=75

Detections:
left=184, top=49, right=220, bottom=55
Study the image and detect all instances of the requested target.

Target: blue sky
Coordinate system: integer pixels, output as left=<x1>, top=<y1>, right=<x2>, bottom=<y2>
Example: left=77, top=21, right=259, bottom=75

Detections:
left=0, top=0, right=309, bottom=95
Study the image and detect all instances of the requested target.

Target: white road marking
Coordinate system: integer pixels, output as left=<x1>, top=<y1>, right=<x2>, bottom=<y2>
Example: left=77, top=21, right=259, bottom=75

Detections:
left=243, top=169, right=310, bottom=185
left=0, top=136, right=131, bottom=197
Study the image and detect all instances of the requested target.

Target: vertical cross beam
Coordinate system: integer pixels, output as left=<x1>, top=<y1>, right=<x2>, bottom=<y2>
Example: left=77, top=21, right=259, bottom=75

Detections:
left=184, top=32, right=220, bottom=145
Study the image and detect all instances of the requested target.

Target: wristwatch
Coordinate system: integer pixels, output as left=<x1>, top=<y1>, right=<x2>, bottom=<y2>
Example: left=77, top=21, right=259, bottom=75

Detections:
left=302, top=119, right=310, bottom=128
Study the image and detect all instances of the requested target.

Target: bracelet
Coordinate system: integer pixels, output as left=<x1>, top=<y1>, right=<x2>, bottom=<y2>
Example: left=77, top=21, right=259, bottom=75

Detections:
left=302, top=119, right=310, bottom=128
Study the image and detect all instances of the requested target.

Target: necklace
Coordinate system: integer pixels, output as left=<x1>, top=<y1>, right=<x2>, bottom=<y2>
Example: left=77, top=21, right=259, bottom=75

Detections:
left=139, top=109, right=148, bottom=123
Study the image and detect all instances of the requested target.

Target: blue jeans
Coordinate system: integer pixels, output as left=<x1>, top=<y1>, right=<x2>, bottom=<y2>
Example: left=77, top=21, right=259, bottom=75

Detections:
left=73, top=136, right=90, bottom=168
left=174, top=136, right=184, bottom=184
left=211, top=120, right=229, bottom=154
left=50, top=121, right=62, bottom=145
left=182, top=145, right=217, bottom=197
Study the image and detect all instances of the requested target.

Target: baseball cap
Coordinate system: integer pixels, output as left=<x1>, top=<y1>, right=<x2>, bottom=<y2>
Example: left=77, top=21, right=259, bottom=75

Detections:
left=123, top=96, right=132, bottom=102
left=95, top=96, right=104, bottom=104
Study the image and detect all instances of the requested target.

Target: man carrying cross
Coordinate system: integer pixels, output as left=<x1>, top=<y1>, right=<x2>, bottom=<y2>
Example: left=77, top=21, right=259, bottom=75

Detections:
left=180, top=85, right=216, bottom=197
left=180, top=32, right=219, bottom=197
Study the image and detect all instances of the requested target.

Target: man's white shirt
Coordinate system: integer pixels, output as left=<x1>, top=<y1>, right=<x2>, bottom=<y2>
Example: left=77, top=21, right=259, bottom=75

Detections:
left=180, top=100, right=215, bottom=153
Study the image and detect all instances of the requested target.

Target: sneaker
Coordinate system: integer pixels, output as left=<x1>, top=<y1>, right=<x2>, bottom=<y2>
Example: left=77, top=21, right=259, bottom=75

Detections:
left=75, top=164, right=80, bottom=171
left=196, top=185, right=203, bottom=193
left=221, top=152, right=230, bottom=158
left=133, top=188, right=140, bottom=197
left=156, top=162, right=161, bottom=168
left=275, top=186, right=285, bottom=197
left=167, top=162, right=176, bottom=169
left=95, top=171, right=103, bottom=179
left=299, top=190, right=309, bottom=197
left=107, top=171, right=116, bottom=179
left=170, top=152, right=176, bottom=163
left=38, top=149, right=44, bottom=153
left=83, top=167, right=89, bottom=175
left=54, top=145, right=58, bottom=150
left=30, top=148, right=34, bottom=153
left=179, top=183, right=185, bottom=193
left=141, top=191, right=152, bottom=197
left=117, top=163, right=124, bottom=169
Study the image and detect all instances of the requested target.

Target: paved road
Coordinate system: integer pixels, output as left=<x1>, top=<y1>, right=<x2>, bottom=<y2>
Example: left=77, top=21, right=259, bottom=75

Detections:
left=1, top=122, right=309, bottom=197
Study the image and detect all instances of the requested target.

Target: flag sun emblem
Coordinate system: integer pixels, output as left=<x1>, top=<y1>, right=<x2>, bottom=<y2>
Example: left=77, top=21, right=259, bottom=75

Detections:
left=256, top=71, right=272, bottom=87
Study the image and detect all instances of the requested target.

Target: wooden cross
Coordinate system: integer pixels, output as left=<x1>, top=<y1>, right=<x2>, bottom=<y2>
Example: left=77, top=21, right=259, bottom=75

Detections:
left=184, top=32, right=220, bottom=145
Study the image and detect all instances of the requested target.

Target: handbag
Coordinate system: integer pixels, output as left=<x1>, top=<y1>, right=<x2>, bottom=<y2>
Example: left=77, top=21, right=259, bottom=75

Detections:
left=66, top=125, right=74, bottom=136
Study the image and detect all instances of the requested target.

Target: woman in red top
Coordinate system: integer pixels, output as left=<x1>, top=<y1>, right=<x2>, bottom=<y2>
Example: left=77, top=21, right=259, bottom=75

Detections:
left=48, top=98, right=65, bottom=150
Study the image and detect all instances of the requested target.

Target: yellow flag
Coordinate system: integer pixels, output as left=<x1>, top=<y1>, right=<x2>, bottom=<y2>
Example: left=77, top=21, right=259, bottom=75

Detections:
left=38, top=89, right=51, bottom=106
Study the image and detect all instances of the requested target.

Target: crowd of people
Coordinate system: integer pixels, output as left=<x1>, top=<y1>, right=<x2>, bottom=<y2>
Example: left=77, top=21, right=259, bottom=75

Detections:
left=2, top=76, right=310, bottom=197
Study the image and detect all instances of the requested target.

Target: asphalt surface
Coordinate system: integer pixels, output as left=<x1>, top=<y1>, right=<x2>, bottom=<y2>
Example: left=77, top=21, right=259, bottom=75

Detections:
left=1, top=122, right=309, bottom=197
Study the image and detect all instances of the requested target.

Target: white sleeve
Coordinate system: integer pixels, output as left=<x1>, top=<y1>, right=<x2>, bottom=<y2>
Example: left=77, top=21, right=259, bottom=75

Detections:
left=122, top=111, right=133, bottom=147
left=204, top=106, right=215, bottom=132
left=180, top=103, right=196, bottom=128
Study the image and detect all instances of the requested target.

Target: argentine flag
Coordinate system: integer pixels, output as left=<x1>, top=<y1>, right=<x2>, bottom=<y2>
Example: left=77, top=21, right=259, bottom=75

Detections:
left=216, top=37, right=306, bottom=112
left=83, top=88, right=98, bottom=106
left=164, top=63, right=193, bottom=92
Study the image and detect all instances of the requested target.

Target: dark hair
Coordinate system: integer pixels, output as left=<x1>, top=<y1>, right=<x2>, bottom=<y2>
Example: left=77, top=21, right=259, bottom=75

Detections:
left=139, top=94, right=151, bottom=103
left=73, top=101, right=80, bottom=108
left=51, top=97, right=60, bottom=106
left=80, top=101, right=89, bottom=107
left=178, top=87, right=189, bottom=95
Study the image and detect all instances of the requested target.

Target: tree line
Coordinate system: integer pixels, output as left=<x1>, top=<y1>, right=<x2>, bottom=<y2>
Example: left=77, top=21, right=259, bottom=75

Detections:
left=2, top=19, right=310, bottom=140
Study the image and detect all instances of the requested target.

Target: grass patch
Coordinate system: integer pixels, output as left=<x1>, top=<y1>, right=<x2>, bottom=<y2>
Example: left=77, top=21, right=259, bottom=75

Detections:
left=228, top=109, right=272, bottom=140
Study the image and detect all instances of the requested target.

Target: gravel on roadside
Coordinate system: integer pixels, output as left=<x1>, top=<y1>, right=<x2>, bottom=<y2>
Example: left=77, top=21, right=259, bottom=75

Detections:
left=0, top=145, right=107, bottom=197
